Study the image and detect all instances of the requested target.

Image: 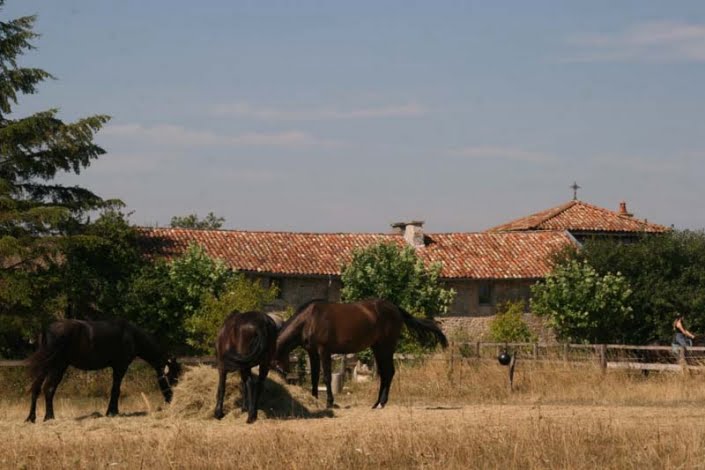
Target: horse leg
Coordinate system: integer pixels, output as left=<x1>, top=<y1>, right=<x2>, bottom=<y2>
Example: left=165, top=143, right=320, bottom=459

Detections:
left=214, top=366, right=227, bottom=420
left=42, top=364, right=68, bottom=421
left=106, top=366, right=127, bottom=417
left=309, top=350, right=320, bottom=400
left=26, top=371, right=49, bottom=423
left=255, top=363, right=269, bottom=409
left=245, top=374, right=257, bottom=424
left=239, top=368, right=251, bottom=412
left=371, top=346, right=395, bottom=409
left=320, top=350, right=335, bottom=408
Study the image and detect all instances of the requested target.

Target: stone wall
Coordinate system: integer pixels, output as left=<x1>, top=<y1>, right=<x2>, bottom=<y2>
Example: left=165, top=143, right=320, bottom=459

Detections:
left=438, top=313, right=557, bottom=344
left=444, top=279, right=535, bottom=316
left=248, top=274, right=342, bottom=311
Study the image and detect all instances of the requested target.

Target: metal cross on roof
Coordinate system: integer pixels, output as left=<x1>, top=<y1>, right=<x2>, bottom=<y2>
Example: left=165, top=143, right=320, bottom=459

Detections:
left=570, top=181, right=581, bottom=200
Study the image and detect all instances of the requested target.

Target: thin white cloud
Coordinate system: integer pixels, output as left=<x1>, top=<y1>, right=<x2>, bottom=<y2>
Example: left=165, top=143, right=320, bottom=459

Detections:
left=563, top=21, right=705, bottom=63
left=211, top=102, right=426, bottom=120
left=452, top=146, right=557, bottom=164
left=101, top=123, right=338, bottom=148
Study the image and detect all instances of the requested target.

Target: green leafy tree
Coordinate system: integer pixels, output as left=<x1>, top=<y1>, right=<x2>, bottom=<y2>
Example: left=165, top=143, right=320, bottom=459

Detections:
left=489, top=300, right=536, bottom=343
left=0, top=4, right=110, bottom=356
left=184, top=274, right=278, bottom=354
left=57, top=203, right=145, bottom=318
left=124, top=243, right=232, bottom=353
left=170, top=212, right=225, bottom=230
left=531, top=259, right=633, bottom=343
left=562, top=231, right=705, bottom=343
left=341, top=242, right=455, bottom=353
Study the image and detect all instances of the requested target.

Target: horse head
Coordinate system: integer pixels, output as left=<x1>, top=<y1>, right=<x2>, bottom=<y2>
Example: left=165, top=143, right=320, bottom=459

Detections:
left=159, top=357, right=182, bottom=403
left=272, top=350, right=290, bottom=377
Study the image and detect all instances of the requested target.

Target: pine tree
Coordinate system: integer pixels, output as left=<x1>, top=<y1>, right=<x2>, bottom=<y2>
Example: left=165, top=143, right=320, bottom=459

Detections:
left=0, top=2, right=111, bottom=356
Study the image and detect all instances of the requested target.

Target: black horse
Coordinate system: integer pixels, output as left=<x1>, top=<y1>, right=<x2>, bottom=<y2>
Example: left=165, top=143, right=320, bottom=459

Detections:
left=214, top=311, right=279, bottom=423
left=26, top=319, right=181, bottom=423
left=274, top=299, right=448, bottom=409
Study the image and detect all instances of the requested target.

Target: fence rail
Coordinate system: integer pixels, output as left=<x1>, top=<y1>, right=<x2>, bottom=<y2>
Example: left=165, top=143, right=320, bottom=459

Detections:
left=2, top=342, right=702, bottom=373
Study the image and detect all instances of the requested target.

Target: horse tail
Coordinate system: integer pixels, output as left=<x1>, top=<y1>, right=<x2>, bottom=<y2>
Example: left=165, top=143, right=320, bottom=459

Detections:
left=397, top=306, right=449, bottom=349
left=222, top=328, right=270, bottom=369
left=27, top=326, right=67, bottom=382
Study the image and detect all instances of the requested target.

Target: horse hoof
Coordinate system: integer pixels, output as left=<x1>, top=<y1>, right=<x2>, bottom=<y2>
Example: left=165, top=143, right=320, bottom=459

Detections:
left=214, top=412, right=224, bottom=420
left=25, top=416, right=36, bottom=423
left=246, top=416, right=257, bottom=424
left=43, top=416, right=54, bottom=422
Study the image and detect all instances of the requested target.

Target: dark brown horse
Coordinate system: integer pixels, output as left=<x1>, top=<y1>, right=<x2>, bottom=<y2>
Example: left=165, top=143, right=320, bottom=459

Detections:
left=26, top=319, right=181, bottom=423
left=214, top=311, right=278, bottom=423
left=274, top=299, right=448, bottom=409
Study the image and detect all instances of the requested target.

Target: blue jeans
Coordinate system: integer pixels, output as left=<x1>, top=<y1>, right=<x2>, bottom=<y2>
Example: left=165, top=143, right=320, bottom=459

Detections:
left=674, top=332, right=693, bottom=348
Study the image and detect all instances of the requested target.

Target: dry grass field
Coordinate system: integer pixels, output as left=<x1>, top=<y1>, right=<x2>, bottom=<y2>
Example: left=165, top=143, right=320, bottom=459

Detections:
left=3, top=355, right=705, bottom=469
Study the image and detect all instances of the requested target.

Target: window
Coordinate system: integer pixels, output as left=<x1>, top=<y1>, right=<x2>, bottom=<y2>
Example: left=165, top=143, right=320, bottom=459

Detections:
left=478, top=282, right=493, bottom=306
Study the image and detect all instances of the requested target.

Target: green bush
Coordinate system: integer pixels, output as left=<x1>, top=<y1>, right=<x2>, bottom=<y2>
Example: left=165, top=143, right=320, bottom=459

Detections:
left=184, top=274, right=278, bottom=354
left=489, top=301, right=536, bottom=343
left=531, top=259, right=632, bottom=343
left=123, top=243, right=232, bottom=354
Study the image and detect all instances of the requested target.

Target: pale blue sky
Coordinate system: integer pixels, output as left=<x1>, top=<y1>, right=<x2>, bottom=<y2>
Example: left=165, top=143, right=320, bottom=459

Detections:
left=5, top=1, right=705, bottom=232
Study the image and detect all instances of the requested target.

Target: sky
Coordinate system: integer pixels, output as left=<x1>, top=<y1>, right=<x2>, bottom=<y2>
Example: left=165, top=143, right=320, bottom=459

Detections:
left=4, top=1, right=705, bottom=233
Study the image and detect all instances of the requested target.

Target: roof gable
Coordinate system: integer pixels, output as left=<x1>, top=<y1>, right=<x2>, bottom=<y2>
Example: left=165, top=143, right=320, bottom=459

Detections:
left=488, top=200, right=669, bottom=234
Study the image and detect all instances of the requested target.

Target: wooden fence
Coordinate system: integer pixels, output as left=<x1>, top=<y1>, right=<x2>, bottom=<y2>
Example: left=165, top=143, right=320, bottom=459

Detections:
left=2, top=342, right=703, bottom=373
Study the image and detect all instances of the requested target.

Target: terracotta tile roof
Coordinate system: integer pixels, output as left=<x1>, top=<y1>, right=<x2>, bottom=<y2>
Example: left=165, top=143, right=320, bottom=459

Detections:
left=419, top=231, right=576, bottom=279
left=138, top=228, right=576, bottom=280
left=487, top=200, right=670, bottom=234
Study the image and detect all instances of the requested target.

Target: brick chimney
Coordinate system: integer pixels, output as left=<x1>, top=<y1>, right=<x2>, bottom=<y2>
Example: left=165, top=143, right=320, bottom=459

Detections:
left=618, top=201, right=633, bottom=217
left=391, top=220, right=426, bottom=248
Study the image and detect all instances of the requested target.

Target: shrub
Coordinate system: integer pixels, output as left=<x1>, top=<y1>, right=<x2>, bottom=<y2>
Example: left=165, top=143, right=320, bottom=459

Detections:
left=531, top=259, right=632, bottom=343
left=489, top=301, right=536, bottom=343
left=184, top=275, right=278, bottom=354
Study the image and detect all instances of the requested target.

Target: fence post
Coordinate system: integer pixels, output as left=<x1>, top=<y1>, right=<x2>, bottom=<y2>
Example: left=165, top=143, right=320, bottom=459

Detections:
left=532, top=343, right=539, bottom=360
left=598, top=344, right=607, bottom=372
left=508, top=353, right=517, bottom=392
left=448, top=342, right=455, bottom=382
left=475, top=341, right=481, bottom=358
left=679, top=347, right=687, bottom=374
left=563, top=343, right=569, bottom=364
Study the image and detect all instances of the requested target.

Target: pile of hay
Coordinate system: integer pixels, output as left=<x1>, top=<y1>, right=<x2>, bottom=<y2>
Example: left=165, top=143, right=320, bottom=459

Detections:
left=163, top=365, right=330, bottom=420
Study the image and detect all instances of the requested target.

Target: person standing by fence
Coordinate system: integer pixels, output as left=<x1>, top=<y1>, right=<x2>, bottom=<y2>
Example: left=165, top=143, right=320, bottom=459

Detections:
left=673, top=313, right=695, bottom=348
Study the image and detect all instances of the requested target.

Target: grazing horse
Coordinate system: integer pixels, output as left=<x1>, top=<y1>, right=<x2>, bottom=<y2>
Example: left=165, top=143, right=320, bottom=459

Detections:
left=274, top=299, right=448, bottom=409
left=214, top=311, right=279, bottom=423
left=26, top=319, right=181, bottom=423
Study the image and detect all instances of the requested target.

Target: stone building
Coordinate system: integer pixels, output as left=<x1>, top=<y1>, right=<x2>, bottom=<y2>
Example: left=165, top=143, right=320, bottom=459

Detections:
left=139, top=223, right=575, bottom=317
left=138, top=198, right=669, bottom=340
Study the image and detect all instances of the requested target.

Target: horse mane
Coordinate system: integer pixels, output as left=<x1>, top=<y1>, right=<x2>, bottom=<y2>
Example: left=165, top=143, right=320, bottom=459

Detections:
left=127, top=321, right=167, bottom=367
left=276, top=299, right=327, bottom=355
left=280, top=298, right=327, bottom=330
